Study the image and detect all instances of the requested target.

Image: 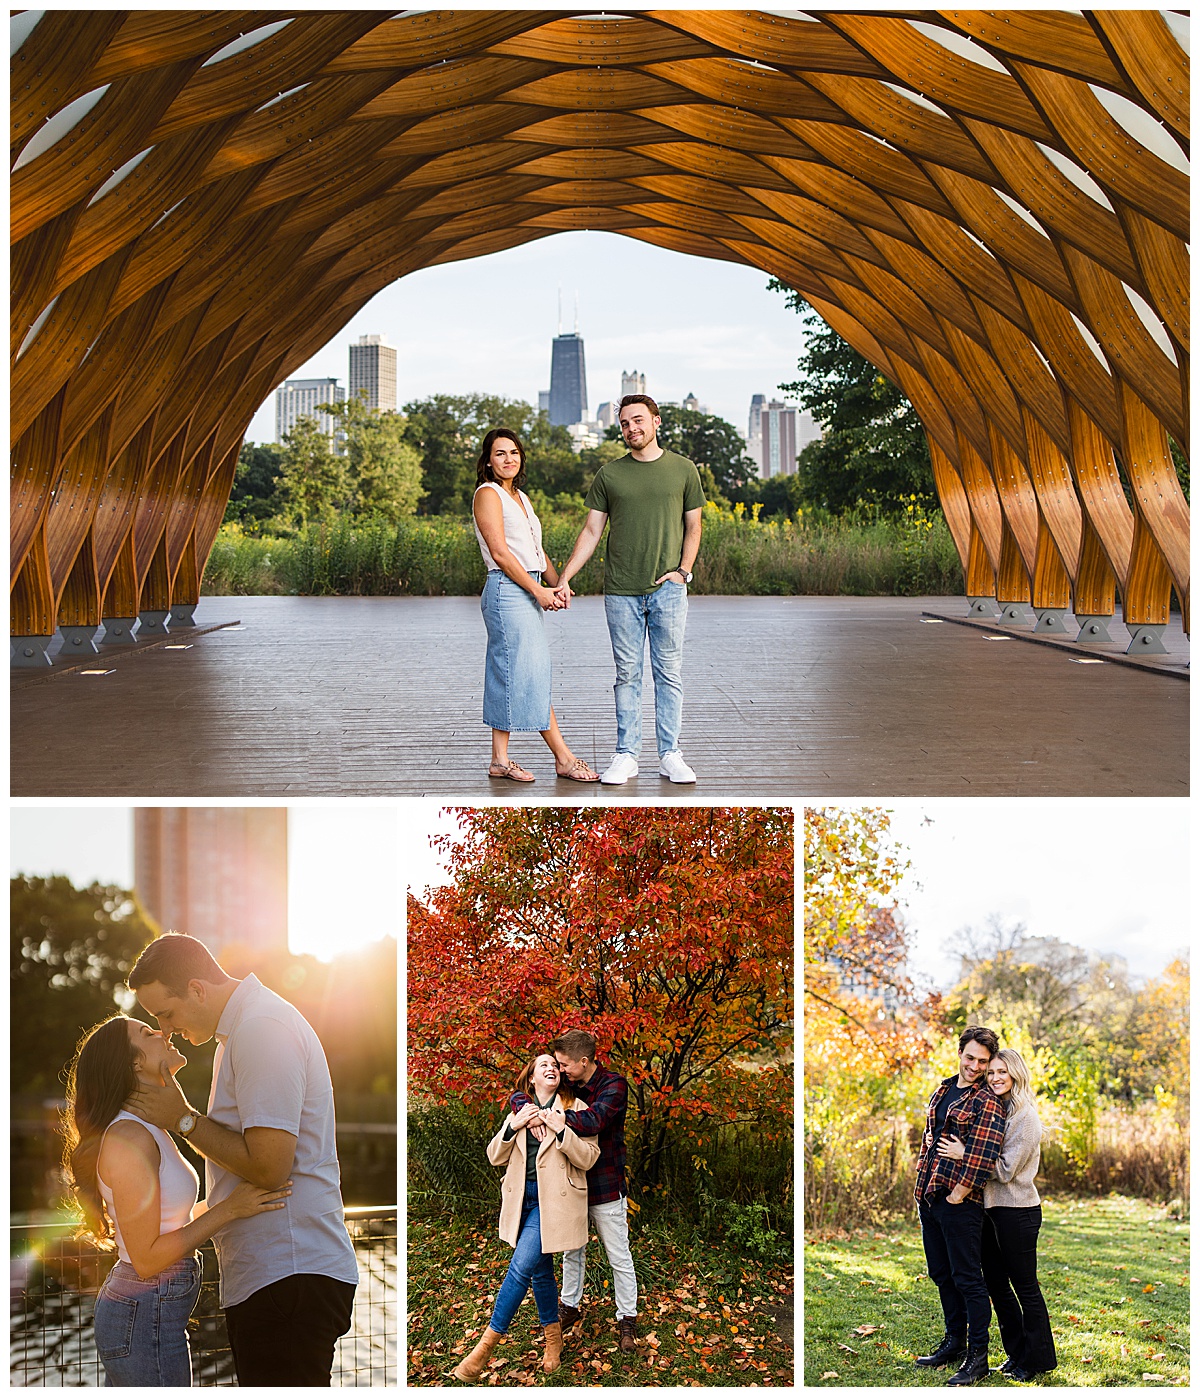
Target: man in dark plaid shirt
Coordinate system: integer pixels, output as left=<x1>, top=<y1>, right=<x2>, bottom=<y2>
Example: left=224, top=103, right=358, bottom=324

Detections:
left=517, top=1029, right=639, bottom=1354
left=912, top=1026, right=1006, bottom=1387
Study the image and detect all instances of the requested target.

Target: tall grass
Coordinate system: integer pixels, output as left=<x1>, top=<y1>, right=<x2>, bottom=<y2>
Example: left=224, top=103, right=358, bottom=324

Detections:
left=202, top=502, right=963, bottom=598
left=805, top=1101, right=1189, bottom=1234
left=1040, top=1102, right=1189, bottom=1202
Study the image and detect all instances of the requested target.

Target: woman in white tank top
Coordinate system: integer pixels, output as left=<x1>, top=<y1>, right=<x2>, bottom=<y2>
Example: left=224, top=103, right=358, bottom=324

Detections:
left=472, top=427, right=598, bottom=783
left=63, top=1015, right=292, bottom=1386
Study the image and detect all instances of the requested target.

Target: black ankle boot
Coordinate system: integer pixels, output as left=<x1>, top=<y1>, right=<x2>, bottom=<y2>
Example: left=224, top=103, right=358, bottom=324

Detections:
left=915, top=1334, right=968, bottom=1368
left=947, top=1345, right=990, bottom=1386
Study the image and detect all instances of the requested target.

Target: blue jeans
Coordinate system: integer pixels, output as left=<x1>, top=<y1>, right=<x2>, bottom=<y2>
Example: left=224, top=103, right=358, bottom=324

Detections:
left=489, top=1180, right=559, bottom=1334
left=93, top=1253, right=202, bottom=1387
left=604, top=581, right=688, bottom=757
left=481, top=570, right=552, bottom=732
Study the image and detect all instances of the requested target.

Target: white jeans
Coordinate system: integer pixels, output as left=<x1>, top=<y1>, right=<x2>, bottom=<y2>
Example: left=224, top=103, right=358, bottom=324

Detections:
left=560, top=1196, right=638, bottom=1320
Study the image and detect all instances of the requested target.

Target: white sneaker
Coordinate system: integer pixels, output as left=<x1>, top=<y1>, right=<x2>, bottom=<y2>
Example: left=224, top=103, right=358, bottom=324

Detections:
left=658, top=751, right=696, bottom=783
left=600, top=753, right=639, bottom=785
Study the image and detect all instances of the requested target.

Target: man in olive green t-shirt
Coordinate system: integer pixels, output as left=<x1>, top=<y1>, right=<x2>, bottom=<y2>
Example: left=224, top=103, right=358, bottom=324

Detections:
left=554, top=395, right=705, bottom=784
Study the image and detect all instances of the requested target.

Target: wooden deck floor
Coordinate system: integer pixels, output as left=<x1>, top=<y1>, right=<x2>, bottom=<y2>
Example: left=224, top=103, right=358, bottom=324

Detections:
left=10, top=595, right=1189, bottom=798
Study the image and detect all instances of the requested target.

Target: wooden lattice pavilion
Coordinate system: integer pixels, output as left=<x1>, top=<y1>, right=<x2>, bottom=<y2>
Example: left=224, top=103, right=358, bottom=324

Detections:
left=10, top=10, right=1190, bottom=662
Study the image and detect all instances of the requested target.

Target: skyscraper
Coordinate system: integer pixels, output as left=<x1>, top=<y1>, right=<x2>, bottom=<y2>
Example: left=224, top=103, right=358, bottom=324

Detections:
left=620, top=369, right=646, bottom=400
left=275, top=377, right=345, bottom=448
left=348, top=334, right=397, bottom=411
left=134, top=808, right=289, bottom=961
left=748, top=393, right=766, bottom=474
left=761, top=400, right=798, bottom=478
left=549, top=331, right=588, bottom=426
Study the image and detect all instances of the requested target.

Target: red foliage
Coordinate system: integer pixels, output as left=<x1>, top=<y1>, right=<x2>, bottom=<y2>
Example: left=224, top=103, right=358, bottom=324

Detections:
left=408, top=807, right=793, bottom=1145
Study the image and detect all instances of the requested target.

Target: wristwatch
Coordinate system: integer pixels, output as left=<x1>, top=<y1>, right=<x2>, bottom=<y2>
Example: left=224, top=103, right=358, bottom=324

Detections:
left=176, top=1111, right=199, bottom=1137
left=678, top=569, right=693, bottom=584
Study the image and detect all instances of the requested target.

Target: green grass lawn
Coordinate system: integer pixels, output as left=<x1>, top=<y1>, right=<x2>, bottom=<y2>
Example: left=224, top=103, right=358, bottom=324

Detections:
left=408, top=1211, right=794, bottom=1387
left=805, top=1196, right=1188, bottom=1386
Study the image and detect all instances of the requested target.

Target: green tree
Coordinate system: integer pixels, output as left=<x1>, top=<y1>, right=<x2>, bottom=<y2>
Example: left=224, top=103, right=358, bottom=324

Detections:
left=403, top=394, right=580, bottom=514
left=223, top=441, right=285, bottom=528
left=657, top=404, right=756, bottom=499
left=274, top=414, right=347, bottom=529
left=10, top=876, right=160, bottom=1095
left=769, top=280, right=935, bottom=513
left=576, top=437, right=625, bottom=492
left=323, top=395, right=422, bottom=521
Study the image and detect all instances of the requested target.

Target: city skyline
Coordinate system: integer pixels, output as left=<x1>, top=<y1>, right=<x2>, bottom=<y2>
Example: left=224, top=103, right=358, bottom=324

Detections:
left=247, top=231, right=808, bottom=445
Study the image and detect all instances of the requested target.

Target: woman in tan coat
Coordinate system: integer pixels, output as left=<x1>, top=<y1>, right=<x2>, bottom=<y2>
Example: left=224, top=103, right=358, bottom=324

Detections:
left=452, top=1054, right=599, bottom=1382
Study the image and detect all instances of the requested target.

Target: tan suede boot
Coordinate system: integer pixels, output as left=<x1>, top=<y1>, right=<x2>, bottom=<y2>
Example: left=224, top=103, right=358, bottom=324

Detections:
left=542, top=1321, right=563, bottom=1374
left=452, top=1327, right=502, bottom=1382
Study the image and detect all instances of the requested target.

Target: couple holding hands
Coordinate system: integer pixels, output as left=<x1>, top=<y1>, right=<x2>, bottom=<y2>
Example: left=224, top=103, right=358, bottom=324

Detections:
left=472, top=395, right=705, bottom=787
left=452, top=1031, right=638, bottom=1382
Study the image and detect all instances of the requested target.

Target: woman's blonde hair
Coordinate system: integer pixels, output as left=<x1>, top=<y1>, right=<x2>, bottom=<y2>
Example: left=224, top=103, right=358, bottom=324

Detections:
left=992, top=1047, right=1036, bottom=1117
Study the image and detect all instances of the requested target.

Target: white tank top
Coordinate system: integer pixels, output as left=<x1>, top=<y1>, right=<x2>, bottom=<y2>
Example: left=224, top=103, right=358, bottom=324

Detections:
left=96, top=1110, right=199, bottom=1265
left=473, top=481, right=546, bottom=573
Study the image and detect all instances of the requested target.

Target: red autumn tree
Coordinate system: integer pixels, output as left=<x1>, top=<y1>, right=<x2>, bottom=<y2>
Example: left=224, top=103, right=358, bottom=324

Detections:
left=408, top=806, right=793, bottom=1191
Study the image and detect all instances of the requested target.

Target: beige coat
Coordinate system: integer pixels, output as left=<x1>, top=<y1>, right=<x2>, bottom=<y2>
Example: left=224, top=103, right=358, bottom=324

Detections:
left=487, top=1103, right=600, bottom=1254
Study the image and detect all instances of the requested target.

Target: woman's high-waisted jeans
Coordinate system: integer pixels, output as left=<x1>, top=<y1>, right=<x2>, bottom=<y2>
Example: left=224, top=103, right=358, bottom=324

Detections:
left=93, top=1253, right=202, bottom=1387
left=489, top=1180, right=559, bottom=1334
left=481, top=570, right=552, bottom=732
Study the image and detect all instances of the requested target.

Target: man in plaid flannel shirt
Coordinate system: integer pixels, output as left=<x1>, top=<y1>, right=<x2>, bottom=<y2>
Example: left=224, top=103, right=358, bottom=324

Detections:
left=517, top=1029, right=639, bottom=1354
left=912, top=1025, right=1006, bottom=1387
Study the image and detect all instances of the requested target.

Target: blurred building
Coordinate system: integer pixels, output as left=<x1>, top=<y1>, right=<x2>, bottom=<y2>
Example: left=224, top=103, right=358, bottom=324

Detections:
left=620, top=369, right=646, bottom=400
left=549, top=331, right=588, bottom=426
left=538, top=390, right=551, bottom=415
left=748, top=394, right=766, bottom=474
left=275, top=377, right=345, bottom=450
left=596, top=401, right=616, bottom=428
left=134, top=809, right=289, bottom=961
left=348, top=334, right=397, bottom=411
left=749, top=396, right=821, bottom=477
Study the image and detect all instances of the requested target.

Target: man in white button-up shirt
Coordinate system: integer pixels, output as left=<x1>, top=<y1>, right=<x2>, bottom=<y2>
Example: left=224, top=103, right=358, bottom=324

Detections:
left=128, top=932, right=358, bottom=1387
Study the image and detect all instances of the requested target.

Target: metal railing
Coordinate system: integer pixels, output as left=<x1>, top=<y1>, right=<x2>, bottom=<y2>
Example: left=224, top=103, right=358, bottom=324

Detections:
left=10, top=1207, right=396, bottom=1387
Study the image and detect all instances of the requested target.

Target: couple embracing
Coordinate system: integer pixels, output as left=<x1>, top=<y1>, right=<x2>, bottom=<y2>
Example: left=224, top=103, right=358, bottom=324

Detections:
left=62, top=933, right=357, bottom=1386
left=915, top=1025, right=1057, bottom=1386
left=452, top=1030, right=638, bottom=1382
left=473, top=394, right=705, bottom=787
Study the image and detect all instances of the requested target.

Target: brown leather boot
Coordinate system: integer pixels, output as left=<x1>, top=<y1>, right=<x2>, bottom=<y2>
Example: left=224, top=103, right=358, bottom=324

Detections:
left=451, top=1327, right=502, bottom=1382
left=542, top=1321, right=563, bottom=1373
left=559, top=1301, right=581, bottom=1332
left=618, top=1316, right=638, bottom=1353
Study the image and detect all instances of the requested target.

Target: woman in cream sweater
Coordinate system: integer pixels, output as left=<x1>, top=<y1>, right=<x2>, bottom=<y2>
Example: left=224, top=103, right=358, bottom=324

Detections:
left=938, top=1047, right=1057, bottom=1381
left=452, top=1053, right=599, bottom=1382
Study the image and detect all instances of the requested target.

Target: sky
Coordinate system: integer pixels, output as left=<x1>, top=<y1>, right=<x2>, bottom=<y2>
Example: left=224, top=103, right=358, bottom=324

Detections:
left=246, top=230, right=809, bottom=445
left=879, top=799, right=1190, bottom=992
left=10, top=805, right=399, bottom=962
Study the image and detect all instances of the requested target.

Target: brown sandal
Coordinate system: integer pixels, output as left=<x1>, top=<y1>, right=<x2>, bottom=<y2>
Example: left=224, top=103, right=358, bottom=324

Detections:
left=488, top=760, right=535, bottom=783
left=556, top=756, right=599, bottom=782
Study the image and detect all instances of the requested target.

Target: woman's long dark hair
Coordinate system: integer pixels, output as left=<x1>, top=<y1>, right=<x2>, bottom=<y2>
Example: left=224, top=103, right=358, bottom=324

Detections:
left=476, top=427, right=528, bottom=492
left=61, top=1016, right=141, bottom=1245
left=515, top=1053, right=576, bottom=1110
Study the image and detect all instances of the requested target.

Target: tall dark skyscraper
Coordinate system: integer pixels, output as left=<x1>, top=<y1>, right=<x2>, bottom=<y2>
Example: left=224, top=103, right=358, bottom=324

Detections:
left=548, top=331, right=587, bottom=426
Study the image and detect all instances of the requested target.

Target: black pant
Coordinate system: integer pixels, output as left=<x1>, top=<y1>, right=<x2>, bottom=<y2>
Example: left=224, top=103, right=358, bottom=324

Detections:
left=919, top=1194, right=991, bottom=1348
left=225, top=1273, right=356, bottom=1386
left=981, top=1206, right=1057, bottom=1373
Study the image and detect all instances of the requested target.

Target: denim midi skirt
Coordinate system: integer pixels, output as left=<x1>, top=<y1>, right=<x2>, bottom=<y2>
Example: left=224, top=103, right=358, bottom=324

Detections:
left=481, top=569, right=552, bottom=731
